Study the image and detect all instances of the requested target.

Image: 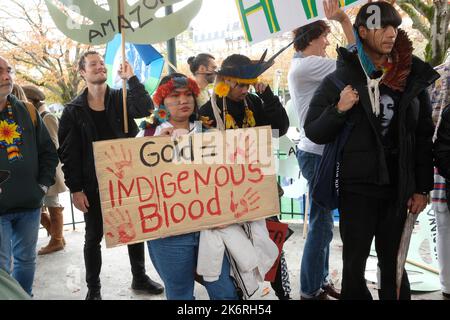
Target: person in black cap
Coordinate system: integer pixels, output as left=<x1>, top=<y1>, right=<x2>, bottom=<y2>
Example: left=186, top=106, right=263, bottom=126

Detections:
left=200, top=54, right=288, bottom=134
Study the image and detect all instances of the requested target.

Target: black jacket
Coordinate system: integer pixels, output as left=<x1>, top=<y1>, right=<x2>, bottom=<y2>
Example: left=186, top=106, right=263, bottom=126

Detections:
left=199, top=86, right=289, bottom=136
left=434, top=105, right=450, bottom=206
left=58, top=76, right=152, bottom=193
left=304, top=47, right=439, bottom=205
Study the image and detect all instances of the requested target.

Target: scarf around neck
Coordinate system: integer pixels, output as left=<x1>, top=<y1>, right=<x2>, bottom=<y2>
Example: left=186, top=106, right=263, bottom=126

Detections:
left=355, top=28, right=413, bottom=116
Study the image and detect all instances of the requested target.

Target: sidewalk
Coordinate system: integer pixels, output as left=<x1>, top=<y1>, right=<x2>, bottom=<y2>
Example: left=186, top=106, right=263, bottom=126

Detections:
left=32, top=218, right=446, bottom=300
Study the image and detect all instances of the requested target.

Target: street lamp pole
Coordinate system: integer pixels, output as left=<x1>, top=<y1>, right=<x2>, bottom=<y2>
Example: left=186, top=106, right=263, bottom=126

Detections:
left=165, top=5, right=177, bottom=74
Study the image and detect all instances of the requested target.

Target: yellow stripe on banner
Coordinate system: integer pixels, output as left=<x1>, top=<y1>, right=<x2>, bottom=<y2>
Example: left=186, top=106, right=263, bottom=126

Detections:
left=265, top=0, right=276, bottom=31
left=235, top=0, right=249, bottom=42
left=247, top=6, right=263, bottom=16
left=307, top=0, right=314, bottom=16
left=339, top=0, right=345, bottom=7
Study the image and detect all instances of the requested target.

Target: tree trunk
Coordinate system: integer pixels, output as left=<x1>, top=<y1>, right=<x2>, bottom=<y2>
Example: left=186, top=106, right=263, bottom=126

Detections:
left=431, top=0, right=450, bottom=66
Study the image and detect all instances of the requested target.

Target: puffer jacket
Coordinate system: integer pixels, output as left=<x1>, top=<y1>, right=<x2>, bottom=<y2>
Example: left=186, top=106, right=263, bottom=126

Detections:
left=304, top=34, right=439, bottom=206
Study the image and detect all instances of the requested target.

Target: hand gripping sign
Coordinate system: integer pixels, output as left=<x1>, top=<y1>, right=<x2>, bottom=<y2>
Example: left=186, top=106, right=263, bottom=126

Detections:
left=93, top=126, right=280, bottom=248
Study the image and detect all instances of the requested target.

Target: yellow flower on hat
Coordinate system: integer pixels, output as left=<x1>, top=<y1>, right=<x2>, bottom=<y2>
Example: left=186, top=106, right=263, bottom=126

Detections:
left=214, top=81, right=230, bottom=98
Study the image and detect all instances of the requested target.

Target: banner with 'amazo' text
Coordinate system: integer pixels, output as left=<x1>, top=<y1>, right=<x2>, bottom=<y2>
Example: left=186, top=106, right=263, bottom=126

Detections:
left=93, top=126, right=280, bottom=248
left=235, top=0, right=366, bottom=44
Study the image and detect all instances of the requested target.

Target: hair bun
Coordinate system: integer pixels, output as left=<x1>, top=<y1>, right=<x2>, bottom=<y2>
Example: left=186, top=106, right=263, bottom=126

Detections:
left=187, top=56, right=195, bottom=65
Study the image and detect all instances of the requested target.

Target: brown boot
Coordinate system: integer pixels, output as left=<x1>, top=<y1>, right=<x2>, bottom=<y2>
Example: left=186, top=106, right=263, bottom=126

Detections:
left=38, top=207, right=65, bottom=255
left=40, top=207, right=51, bottom=236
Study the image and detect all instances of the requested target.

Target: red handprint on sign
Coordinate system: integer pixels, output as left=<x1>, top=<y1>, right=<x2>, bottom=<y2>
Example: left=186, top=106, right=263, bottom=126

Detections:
left=105, top=144, right=132, bottom=179
left=226, top=133, right=257, bottom=164
left=104, top=208, right=136, bottom=244
left=230, top=187, right=261, bottom=219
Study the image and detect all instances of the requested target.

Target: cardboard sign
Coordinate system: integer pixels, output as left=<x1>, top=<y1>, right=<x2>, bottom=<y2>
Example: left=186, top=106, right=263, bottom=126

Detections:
left=264, top=220, right=289, bottom=282
left=44, top=0, right=203, bottom=45
left=93, top=126, right=280, bottom=248
left=235, top=0, right=366, bottom=44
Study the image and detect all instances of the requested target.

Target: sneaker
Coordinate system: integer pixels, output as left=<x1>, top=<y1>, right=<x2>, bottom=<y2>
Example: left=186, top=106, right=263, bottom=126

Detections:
left=300, top=291, right=330, bottom=300
left=132, top=275, right=164, bottom=295
left=322, top=283, right=341, bottom=300
left=85, top=289, right=102, bottom=300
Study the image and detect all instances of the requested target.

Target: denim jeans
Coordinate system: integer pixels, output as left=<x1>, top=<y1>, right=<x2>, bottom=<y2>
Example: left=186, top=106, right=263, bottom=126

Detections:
left=147, top=232, right=238, bottom=300
left=0, top=209, right=41, bottom=296
left=296, top=150, right=334, bottom=297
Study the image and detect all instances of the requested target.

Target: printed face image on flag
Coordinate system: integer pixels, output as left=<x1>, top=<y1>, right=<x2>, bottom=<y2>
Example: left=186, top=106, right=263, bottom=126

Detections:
left=105, top=34, right=165, bottom=95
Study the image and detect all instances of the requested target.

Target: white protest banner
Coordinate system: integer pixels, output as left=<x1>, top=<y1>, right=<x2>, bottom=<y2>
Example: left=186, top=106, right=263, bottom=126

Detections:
left=93, top=126, right=280, bottom=248
left=235, top=0, right=366, bottom=44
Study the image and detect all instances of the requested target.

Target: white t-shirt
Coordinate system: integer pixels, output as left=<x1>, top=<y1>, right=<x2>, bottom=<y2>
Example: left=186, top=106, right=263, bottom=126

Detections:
left=287, top=54, right=336, bottom=155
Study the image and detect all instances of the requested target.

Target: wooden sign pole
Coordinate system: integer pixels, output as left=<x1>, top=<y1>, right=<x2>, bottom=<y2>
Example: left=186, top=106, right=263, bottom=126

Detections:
left=119, top=0, right=129, bottom=133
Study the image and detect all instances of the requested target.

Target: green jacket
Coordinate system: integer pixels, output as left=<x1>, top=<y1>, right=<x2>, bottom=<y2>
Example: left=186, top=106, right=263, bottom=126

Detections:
left=0, top=269, right=30, bottom=300
left=0, top=95, right=58, bottom=214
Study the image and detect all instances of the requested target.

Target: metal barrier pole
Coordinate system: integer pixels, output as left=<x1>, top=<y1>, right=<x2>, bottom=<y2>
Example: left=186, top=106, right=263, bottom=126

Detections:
left=69, top=193, right=75, bottom=231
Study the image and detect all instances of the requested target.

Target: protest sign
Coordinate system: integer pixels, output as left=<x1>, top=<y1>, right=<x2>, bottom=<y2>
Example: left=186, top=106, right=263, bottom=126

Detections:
left=44, top=0, right=203, bottom=45
left=235, top=0, right=366, bottom=44
left=265, top=220, right=289, bottom=282
left=93, top=126, right=280, bottom=248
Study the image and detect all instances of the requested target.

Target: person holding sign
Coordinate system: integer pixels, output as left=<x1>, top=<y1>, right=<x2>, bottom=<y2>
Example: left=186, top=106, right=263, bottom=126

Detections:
left=304, top=2, right=438, bottom=299
left=58, top=51, right=163, bottom=300
left=138, top=73, right=239, bottom=300
left=287, top=0, right=355, bottom=300
left=199, top=54, right=290, bottom=299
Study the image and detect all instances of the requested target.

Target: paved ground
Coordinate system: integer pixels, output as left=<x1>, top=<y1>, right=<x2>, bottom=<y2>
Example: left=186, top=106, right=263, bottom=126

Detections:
left=32, top=218, right=446, bottom=300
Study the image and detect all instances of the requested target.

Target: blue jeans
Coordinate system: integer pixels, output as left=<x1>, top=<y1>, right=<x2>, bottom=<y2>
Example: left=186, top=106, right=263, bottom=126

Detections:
left=297, top=150, right=334, bottom=297
left=0, top=209, right=41, bottom=296
left=147, top=232, right=238, bottom=300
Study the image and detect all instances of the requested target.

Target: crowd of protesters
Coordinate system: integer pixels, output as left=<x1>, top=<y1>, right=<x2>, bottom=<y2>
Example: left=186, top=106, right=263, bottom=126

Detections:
left=0, top=0, right=449, bottom=300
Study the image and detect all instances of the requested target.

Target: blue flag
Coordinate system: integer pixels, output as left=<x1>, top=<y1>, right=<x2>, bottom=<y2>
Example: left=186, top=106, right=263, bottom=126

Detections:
left=105, top=34, right=164, bottom=95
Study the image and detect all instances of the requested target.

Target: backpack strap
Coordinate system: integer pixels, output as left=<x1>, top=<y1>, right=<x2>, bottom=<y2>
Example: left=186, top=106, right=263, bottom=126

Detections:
left=328, top=73, right=346, bottom=91
left=22, top=101, right=37, bottom=127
